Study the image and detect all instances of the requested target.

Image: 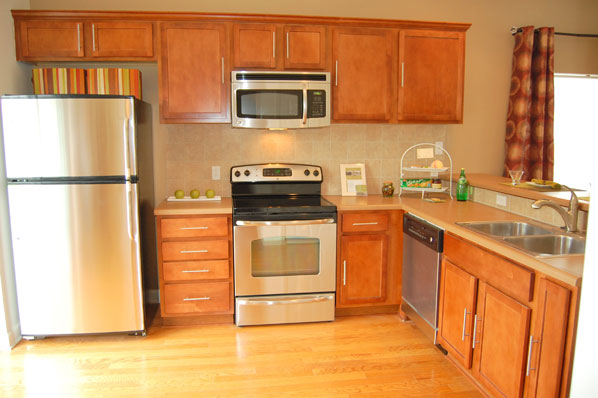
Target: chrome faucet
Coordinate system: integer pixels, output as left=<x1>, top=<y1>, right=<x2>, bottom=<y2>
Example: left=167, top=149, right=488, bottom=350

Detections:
left=531, top=185, right=579, bottom=232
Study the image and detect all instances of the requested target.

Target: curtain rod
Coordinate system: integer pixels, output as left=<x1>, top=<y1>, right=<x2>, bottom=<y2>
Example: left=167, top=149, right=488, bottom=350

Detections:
left=510, top=26, right=598, bottom=38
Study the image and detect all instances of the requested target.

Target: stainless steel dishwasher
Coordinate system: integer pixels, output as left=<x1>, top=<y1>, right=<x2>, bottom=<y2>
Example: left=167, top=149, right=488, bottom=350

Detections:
left=401, top=213, right=444, bottom=344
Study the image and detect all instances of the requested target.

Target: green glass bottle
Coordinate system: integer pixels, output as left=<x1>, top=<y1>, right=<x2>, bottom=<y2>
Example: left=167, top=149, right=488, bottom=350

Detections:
left=456, top=168, right=469, bottom=201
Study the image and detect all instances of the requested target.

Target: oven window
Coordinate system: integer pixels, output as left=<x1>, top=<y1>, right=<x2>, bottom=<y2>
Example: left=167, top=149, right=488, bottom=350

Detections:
left=237, top=90, right=302, bottom=119
left=251, top=236, right=320, bottom=277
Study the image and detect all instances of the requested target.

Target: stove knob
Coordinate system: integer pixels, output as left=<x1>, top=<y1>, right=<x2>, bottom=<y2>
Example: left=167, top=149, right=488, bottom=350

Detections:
left=244, top=170, right=251, bottom=177
left=234, top=170, right=241, bottom=177
left=304, top=169, right=310, bottom=176
left=313, top=169, right=320, bottom=177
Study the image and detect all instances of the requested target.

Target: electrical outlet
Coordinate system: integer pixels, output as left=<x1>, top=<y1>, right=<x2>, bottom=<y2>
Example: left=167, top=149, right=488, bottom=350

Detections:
left=496, top=194, right=507, bottom=207
left=435, top=141, right=444, bottom=155
left=212, top=166, right=220, bottom=180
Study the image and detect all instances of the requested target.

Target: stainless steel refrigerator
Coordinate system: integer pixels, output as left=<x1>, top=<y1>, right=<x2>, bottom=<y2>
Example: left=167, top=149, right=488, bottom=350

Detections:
left=0, top=95, right=155, bottom=338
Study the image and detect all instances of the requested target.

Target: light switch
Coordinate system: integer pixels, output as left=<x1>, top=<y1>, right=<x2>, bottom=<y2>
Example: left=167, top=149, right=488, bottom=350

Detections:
left=435, top=141, right=444, bottom=155
left=212, top=166, right=220, bottom=180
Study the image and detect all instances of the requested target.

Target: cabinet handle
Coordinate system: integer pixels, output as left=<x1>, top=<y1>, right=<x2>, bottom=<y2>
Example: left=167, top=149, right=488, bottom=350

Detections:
left=181, top=269, right=209, bottom=273
left=273, top=31, right=276, bottom=58
left=335, top=60, right=338, bottom=86
left=472, top=315, right=482, bottom=349
left=180, top=226, right=208, bottom=230
left=286, top=32, right=290, bottom=58
left=183, top=297, right=210, bottom=301
left=343, top=260, right=347, bottom=286
left=92, top=23, right=96, bottom=51
left=401, top=62, right=405, bottom=87
left=526, top=335, right=540, bottom=376
left=180, top=250, right=208, bottom=254
left=461, top=308, right=471, bottom=341
left=352, top=222, right=378, bottom=226
left=77, top=23, right=81, bottom=52
left=221, top=57, right=224, bottom=84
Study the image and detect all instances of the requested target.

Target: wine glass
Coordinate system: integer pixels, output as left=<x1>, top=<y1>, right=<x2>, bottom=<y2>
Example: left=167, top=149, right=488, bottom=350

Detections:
left=508, top=169, right=524, bottom=186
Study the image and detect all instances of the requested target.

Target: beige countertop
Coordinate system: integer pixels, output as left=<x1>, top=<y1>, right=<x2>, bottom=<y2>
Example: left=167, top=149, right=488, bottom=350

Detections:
left=153, top=184, right=584, bottom=287
left=326, top=195, right=583, bottom=286
left=154, top=197, right=233, bottom=215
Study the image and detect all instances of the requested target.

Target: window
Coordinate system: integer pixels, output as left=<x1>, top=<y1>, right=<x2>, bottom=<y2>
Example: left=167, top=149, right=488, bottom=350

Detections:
left=553, top=74, right=598, bottom=192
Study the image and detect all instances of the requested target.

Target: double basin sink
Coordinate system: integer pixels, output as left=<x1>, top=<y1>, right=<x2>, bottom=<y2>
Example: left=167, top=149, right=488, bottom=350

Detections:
left=456, top=221, right=586, bottom=257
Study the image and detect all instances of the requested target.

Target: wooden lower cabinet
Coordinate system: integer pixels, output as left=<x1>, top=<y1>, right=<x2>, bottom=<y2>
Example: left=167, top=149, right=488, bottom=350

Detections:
left=336, top=210, right=402, bottom=310
left=156, top=214, right=234, bottom=325
left=438, top=233, right=576, bottom=398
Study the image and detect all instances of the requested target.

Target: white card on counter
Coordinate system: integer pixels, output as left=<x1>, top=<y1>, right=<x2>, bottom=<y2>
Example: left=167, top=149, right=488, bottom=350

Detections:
left=417, top=148, right=434, bottom=159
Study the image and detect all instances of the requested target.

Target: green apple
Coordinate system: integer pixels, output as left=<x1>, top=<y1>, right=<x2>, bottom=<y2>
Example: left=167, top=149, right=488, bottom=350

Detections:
left=174, top=189, right=185, bottom=199
left=190, top=189, right=200, bottom=199
left=205, top=189, right=215, bottom=198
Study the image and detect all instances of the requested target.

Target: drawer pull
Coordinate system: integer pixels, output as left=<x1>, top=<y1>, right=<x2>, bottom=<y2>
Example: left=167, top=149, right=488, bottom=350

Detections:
left=181, top=269, right=209, bottom=273
left=180, top=250, right=208, bottom=254
left=352, top=222, right=379, bottom=226
left=183, top=296, right=211, bottom=301
left=180, top=226, right=208, bottom=230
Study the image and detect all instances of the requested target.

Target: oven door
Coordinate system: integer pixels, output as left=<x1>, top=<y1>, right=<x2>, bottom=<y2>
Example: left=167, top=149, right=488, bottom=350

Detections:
left=233, top=219, right=336, bottom=296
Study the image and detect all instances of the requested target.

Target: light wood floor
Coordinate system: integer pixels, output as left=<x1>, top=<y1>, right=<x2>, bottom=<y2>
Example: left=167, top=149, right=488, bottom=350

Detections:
left=1, top=314, right=483, bottom=397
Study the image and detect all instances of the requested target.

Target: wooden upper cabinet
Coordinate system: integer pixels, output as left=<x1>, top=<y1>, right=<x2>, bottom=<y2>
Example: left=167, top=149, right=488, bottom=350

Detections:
left=233, top=23, right=277, bottom=69
left=159, top=22, right=230, bottom=123
left=17, top=20, right=84, bottom=60
left=398, top=30, right=465, bottom=122
left=472, top=282, right=531, bottom=398
left=283, top=25, right=327, bottom=70
left=89, top=21, right=153, bottom=58
left=332, top=27, right=394, bottom=122
left=437, top=259, right=477, bottom=369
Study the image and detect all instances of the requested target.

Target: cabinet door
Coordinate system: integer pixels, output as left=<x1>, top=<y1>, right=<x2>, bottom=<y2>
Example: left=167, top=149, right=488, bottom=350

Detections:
left=233, top=23, right=276, bottom=68
left=398, top=30, right=465, bottom=122
left=332, top=27, right=394, bottom=122
left=283, top=25, right=327, bottom=70
left=473, top=282, right=531, bottom=398
left=18, top=20, right=84, bottom=60
left=339, top=234, right=387, bottom=305
left=526, top=279, right=570, bottom=398
left=89, top=21, right=153, bottom=58
left=160, top=23, right=230, bottom=123
left=437, top=259, right=477, bottom=368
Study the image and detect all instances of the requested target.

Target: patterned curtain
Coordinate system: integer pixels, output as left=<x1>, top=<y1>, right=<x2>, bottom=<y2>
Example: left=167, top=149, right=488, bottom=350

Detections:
left=505, top=26, right=555, bottom=180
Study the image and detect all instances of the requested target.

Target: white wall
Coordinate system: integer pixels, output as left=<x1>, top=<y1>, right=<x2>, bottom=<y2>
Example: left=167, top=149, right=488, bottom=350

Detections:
left=570, top=165, right=598, bottom=395
left=0, top=0, right=31, bottom=350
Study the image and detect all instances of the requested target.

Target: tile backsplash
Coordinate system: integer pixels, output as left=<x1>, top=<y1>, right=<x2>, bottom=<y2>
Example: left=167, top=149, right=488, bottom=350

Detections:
left=164, top=123, right=447, bottom=198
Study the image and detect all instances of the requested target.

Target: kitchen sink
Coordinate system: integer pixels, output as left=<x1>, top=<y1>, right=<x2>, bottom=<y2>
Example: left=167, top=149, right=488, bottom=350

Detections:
left=456, top=221, right=555, bottom=237
left=503, top=235, right=586, bottom=257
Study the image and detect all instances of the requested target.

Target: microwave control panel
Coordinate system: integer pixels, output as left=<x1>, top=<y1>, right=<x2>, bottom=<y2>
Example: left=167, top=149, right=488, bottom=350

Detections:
left=307, top=90, right=326, bottom=118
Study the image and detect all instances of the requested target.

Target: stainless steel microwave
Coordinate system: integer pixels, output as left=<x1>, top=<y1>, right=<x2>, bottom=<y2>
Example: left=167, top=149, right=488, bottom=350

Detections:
left=231, top=71, right=330, bottom=129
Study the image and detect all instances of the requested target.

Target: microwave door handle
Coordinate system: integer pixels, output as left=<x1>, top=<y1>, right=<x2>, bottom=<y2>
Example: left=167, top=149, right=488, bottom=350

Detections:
left=302, top=85, right=308, bottom=125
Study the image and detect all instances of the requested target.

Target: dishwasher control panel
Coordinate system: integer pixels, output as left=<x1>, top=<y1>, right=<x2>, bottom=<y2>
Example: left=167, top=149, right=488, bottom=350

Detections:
left=403, top=213, right=444, bottom=252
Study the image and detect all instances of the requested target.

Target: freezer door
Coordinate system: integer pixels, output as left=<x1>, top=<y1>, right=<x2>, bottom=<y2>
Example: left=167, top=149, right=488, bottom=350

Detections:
left=8, top=182, right=144, bottom=336
left=1, top=96, right=137, bottom=178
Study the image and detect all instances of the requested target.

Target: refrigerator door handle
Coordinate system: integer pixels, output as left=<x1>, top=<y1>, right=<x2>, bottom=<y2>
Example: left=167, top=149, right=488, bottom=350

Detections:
left=125, top=181, right=137, bottom=241
left=123, top=119, right=131, bottom=179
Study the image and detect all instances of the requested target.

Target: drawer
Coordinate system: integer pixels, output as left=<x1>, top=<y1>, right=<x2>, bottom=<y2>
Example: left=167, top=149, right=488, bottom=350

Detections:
left=342, top=212, right=389, bottom=233
left=444, top=233, right=534, bottom=303
left=161, top=217, right=228, bottom=238
left=162, top=239, right=228, bottom=262
left=163, top=282, right=230, bottom=314
left=163, top=260, right=229, bottom=282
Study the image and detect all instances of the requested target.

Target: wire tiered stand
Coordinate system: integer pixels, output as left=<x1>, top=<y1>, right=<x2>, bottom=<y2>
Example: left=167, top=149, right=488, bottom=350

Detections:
left=399, top=143, right=453, bottom=200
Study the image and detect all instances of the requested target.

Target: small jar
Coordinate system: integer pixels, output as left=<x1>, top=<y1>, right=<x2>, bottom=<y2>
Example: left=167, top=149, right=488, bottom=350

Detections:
left=382, top=181, right=395, bottom=197
left=432, top=179, right=442, bottom=189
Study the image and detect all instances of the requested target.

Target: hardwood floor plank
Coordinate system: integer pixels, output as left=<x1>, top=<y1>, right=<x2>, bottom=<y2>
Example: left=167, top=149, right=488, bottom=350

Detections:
left=1, top=314, right=482, bottom=397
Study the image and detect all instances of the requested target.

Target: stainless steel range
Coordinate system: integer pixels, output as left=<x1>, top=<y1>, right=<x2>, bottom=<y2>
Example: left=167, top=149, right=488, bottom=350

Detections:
left=231, top=163, right=337, bottom=326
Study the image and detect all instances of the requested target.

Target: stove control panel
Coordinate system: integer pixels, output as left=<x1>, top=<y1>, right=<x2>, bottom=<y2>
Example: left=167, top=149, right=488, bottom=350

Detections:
left=231, top=163, right=323, bottom=182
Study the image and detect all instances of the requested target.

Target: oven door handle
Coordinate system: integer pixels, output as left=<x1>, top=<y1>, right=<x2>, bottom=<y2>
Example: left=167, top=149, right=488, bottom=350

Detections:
left=237, top=295, right=334, bottom=306
left=235, top=218, right=335, bottom=226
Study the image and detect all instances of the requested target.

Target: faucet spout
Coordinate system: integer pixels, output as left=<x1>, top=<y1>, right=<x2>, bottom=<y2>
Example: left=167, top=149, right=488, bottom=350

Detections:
left=531, top=185, right=578, bottom=232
